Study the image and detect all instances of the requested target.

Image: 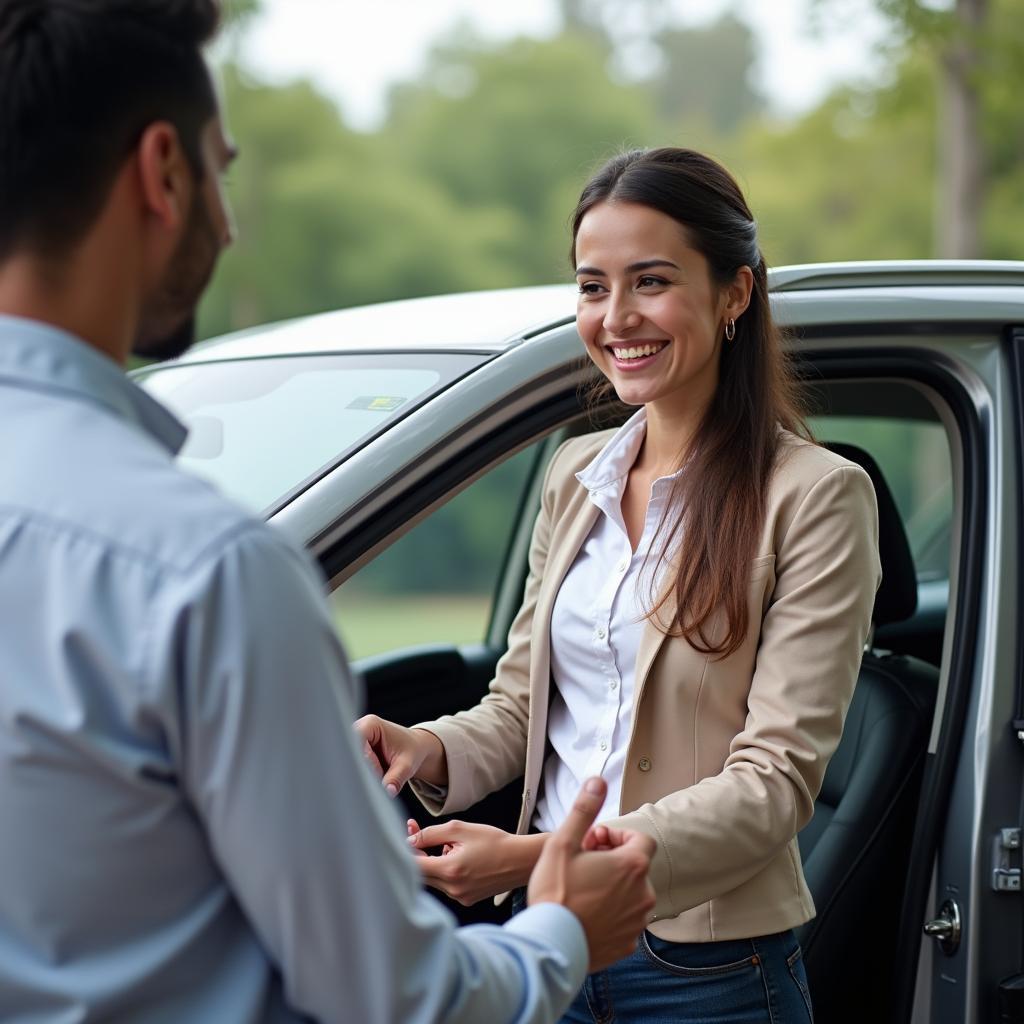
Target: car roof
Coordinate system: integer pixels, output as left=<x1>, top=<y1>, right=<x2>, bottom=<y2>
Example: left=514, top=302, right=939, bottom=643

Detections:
left=179, top=285, right=577, bottom=363
left=176, top=260, right=1024, bottom=364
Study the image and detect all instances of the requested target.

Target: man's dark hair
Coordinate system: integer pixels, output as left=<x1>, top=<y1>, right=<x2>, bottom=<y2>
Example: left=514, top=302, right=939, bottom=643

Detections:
left=0, top=0, right=221, bottom=261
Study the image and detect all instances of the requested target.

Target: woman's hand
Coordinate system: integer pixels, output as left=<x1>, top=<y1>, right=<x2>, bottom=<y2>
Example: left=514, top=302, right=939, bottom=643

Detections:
left=354, top=715, right=448, bottom=795
left=407, top=819, right=547, bottom=906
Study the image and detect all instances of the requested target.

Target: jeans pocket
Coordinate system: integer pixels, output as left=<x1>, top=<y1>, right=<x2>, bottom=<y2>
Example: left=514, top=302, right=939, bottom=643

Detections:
left=786, top=945, right=815, bottom=1022
left=640, top=931, right=760, bottom=978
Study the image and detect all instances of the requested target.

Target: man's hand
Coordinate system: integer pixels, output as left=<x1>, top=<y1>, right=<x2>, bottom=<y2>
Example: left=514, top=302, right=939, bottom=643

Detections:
left=354, top=715, right=447, bottom=796
left=528, top=777, right=656, bottom=972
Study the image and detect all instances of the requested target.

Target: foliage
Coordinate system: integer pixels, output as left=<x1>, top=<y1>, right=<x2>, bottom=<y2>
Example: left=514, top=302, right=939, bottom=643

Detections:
left=189, top=4, right=1021, bottom=610
left=200, top=2, right=1021, bottom=340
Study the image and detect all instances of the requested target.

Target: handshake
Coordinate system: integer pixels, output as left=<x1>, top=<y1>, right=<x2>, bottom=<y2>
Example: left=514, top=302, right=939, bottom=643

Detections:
left=357, top=715, right=657, bottom=972
left=523, top=774, right=657, bottom=971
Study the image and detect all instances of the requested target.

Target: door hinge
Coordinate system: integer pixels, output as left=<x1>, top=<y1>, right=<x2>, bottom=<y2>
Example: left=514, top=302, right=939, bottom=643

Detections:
left=992, top=828, right=1022, bottom=892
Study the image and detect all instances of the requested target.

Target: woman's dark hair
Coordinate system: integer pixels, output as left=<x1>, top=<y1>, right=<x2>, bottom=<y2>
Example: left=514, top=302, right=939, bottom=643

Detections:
left=0, top=0, right=221, bottom=261
left=571, top=147, right=810, bottom=658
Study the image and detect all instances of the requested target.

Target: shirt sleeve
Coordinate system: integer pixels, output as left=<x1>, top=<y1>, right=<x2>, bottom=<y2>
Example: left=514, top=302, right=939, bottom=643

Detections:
left=162, top=523, right=587, bottom=1024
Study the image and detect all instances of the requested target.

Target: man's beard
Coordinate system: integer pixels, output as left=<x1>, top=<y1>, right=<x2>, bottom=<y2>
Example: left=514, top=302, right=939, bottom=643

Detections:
left=133, top=191, right=220, bottom=363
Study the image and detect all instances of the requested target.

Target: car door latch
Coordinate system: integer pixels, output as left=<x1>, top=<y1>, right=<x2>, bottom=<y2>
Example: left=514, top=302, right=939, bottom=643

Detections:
left=992, top=828, right=1022, bottom=892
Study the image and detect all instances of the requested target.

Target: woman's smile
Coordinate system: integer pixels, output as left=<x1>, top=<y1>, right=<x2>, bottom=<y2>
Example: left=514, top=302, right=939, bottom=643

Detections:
left=607, top=340, right=670, bottom=369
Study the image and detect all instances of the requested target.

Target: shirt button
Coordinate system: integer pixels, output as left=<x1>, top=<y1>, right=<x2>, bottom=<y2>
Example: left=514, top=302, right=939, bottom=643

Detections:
left=599, top=740, right=608, bottom=751
left=638, top=757, right=652, bottom=772
left=609, top=679, right=618, bottom=691
left=596, top=627, right=606, bottom=640
left=617, top=560, right=628, bottom=573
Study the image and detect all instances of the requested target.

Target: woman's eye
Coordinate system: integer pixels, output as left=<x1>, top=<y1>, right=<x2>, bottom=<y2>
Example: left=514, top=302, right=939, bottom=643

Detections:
left=637, top=275, right=666, bottom=288
left=577, top=282, right=603, bottom=295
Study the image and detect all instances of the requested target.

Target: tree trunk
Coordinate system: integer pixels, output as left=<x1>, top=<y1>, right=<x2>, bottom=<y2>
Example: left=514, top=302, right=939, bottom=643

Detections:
left=936, top=0, right=987, bottom=258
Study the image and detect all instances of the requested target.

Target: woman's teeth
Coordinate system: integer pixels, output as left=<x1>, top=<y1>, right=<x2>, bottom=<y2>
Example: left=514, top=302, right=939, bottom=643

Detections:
left=613, top=343, right=666, bottom=361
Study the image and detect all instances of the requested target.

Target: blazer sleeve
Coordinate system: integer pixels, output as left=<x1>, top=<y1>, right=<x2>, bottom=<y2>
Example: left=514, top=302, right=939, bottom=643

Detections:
left=602, top=463, right=881, bottom=920
left=409, top=440, right=572, bottom=816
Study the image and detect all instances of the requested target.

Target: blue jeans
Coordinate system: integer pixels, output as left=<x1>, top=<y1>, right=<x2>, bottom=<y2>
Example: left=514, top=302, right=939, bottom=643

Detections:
left=561, top=928, right=813, bottom=1023
left=512, top=890, right=813, bottom=1023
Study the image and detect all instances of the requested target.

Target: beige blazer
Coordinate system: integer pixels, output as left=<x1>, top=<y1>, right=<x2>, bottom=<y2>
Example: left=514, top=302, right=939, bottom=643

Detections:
left=415, top=429, right=881, bottom=942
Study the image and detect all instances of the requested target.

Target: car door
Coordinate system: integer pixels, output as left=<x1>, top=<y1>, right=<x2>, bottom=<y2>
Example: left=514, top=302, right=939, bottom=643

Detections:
left=330, top=434, right=564, bottom=925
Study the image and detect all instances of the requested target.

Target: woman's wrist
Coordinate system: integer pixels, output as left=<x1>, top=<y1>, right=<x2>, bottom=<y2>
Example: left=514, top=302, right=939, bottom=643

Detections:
left=507, top=831, right=549, bottom=889
left=409, top=727, right=449, bottom=787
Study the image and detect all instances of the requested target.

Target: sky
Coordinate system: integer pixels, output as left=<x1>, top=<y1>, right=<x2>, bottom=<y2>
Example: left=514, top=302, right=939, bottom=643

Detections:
left=236, top=0, right=890, bottom=131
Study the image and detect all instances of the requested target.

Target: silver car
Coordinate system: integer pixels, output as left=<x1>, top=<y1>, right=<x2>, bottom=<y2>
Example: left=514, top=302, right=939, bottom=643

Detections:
left=137, top=260, right=1024, bottom=1024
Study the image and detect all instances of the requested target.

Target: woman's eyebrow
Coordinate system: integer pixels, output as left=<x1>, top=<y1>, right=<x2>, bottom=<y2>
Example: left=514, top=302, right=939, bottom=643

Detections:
left=626, top=259, right=680, bottom=273
left=574, top=258, right=681, bottom=276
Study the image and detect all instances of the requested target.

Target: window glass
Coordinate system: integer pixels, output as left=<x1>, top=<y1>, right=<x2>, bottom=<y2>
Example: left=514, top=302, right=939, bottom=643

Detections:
left=811, top=415, right=952, bottom=581
left=332, top=444, right=541, bottom=660
left=137, top=352, right=480, bottom=513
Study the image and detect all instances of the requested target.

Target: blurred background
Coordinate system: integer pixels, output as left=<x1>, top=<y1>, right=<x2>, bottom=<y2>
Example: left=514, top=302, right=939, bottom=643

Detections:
left=201, top=0, right=1023, bottom=342
left=198, top=0, right=1017, bottom=657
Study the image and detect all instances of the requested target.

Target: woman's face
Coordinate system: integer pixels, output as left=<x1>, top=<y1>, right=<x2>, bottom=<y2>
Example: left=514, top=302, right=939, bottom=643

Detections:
left=574, top=200, right=740, bottom=414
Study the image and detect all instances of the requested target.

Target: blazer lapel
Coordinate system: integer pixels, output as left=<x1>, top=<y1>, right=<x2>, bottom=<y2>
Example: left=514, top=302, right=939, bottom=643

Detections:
left=523, top=491, right=601, bottom=796
left=632, top=566, right=708, bottom=714
left=530, top=491, right=601, bottom=695
left=634, top=586, right=676, bottom=703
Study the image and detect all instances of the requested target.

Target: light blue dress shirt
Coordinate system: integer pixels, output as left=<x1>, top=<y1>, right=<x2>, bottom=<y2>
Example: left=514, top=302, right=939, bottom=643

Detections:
left=0, top=316, right=586, bottom=1024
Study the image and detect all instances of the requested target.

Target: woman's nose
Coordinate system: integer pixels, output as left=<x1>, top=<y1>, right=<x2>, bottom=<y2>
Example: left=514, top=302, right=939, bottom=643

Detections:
left=603, top=292, right=642, bottom=334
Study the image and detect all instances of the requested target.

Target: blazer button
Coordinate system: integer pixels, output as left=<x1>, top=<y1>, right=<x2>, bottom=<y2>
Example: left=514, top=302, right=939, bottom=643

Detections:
left=638, top=757, right=652, bottom=772
left=525, top=788, right=532, bottom=802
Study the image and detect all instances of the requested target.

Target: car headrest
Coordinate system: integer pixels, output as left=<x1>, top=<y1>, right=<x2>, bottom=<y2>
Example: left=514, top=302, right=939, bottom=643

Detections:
left=825, top=442, right=917, bottom=628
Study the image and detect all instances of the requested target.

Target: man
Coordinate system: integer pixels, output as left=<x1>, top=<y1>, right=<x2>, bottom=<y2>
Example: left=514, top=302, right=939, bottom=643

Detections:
left=0, top=3, right=656, bottom=1022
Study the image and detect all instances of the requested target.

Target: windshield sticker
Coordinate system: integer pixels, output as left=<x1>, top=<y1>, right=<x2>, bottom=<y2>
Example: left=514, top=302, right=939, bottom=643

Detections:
left=347, top=396, right=407, bottom=412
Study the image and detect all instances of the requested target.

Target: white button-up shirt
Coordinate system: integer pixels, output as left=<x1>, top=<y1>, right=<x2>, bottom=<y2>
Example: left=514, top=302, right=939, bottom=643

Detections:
left=534, top=410, right=685, bottom=831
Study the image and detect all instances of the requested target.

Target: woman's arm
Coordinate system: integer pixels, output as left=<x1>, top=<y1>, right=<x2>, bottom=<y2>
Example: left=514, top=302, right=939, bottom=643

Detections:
left=601, top=463, right=881, bottom=922
left=408, top=823, right=550, bottom=905
left=406, top=819, right=635, bottom=906
left=406, top=439, right=584, bottom=815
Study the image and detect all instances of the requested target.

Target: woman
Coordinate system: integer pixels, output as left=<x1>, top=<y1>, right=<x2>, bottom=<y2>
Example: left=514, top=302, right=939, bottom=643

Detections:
left=357, top=147, right=880, bottom=1022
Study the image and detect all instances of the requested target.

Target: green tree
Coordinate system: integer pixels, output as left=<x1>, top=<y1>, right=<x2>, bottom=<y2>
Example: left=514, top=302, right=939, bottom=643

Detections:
left=650, top=14, right=765, bottom=136
left=199, top=65, right=529, bottom=338
left=381, top=31, right=660, bottom=282
left=813, top=0, right=1024, bottom=257
left=732, top=54, right=937, bottom=264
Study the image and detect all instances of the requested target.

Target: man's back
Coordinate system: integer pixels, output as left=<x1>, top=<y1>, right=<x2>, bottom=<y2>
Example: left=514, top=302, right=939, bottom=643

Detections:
left=0, top=316, right=301, bottom=1020
left=0, top=316, right=607, bottom=1024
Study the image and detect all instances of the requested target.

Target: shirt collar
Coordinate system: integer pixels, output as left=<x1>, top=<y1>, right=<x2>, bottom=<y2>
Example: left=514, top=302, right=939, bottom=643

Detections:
left=576, top=408, right=688, bottom=496
left=0, top=314, right=187, bottom=455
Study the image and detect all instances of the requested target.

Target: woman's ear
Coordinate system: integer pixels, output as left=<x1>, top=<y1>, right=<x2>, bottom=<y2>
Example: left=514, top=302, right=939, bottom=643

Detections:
left=723, top=265, right=754, bottom=321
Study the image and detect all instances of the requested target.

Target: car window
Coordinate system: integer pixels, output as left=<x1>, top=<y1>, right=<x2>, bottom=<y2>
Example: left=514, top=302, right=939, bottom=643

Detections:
left=331, top=443, right=542, bottom=660
left=811, top=413, right=953, bottom=582
left=137, top=352, right=482, bottom=514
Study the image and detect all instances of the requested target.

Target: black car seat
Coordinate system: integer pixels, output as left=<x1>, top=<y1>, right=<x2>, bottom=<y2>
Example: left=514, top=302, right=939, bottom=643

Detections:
left=796, top=443, right=939, bottom=1024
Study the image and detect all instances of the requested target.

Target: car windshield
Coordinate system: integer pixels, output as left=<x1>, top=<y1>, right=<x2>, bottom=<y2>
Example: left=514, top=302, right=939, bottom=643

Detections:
left=137, top=352, right=481, bottom=513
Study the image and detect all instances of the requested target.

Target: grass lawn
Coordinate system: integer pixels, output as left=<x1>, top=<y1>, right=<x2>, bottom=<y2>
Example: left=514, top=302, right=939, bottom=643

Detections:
left=331, top=593, right=491, bottom=660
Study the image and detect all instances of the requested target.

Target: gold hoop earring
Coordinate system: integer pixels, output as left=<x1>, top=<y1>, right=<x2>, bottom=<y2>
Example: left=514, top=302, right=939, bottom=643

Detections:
left=725, top=318, right=736, bottom=341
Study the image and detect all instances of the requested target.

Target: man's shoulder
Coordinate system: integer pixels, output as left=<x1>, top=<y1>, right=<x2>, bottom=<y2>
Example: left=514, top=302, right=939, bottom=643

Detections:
left=10, top=407, right=268, bottom=579
left=122, top=455, right=272, bottom=577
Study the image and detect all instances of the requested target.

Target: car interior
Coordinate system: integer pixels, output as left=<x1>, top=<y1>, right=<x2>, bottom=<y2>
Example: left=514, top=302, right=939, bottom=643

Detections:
left=337, top=369, right=958, bottom=1024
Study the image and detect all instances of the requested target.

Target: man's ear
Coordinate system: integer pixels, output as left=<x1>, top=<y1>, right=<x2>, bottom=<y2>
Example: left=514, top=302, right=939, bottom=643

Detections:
left=136, top=122, right=191, bottom=232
